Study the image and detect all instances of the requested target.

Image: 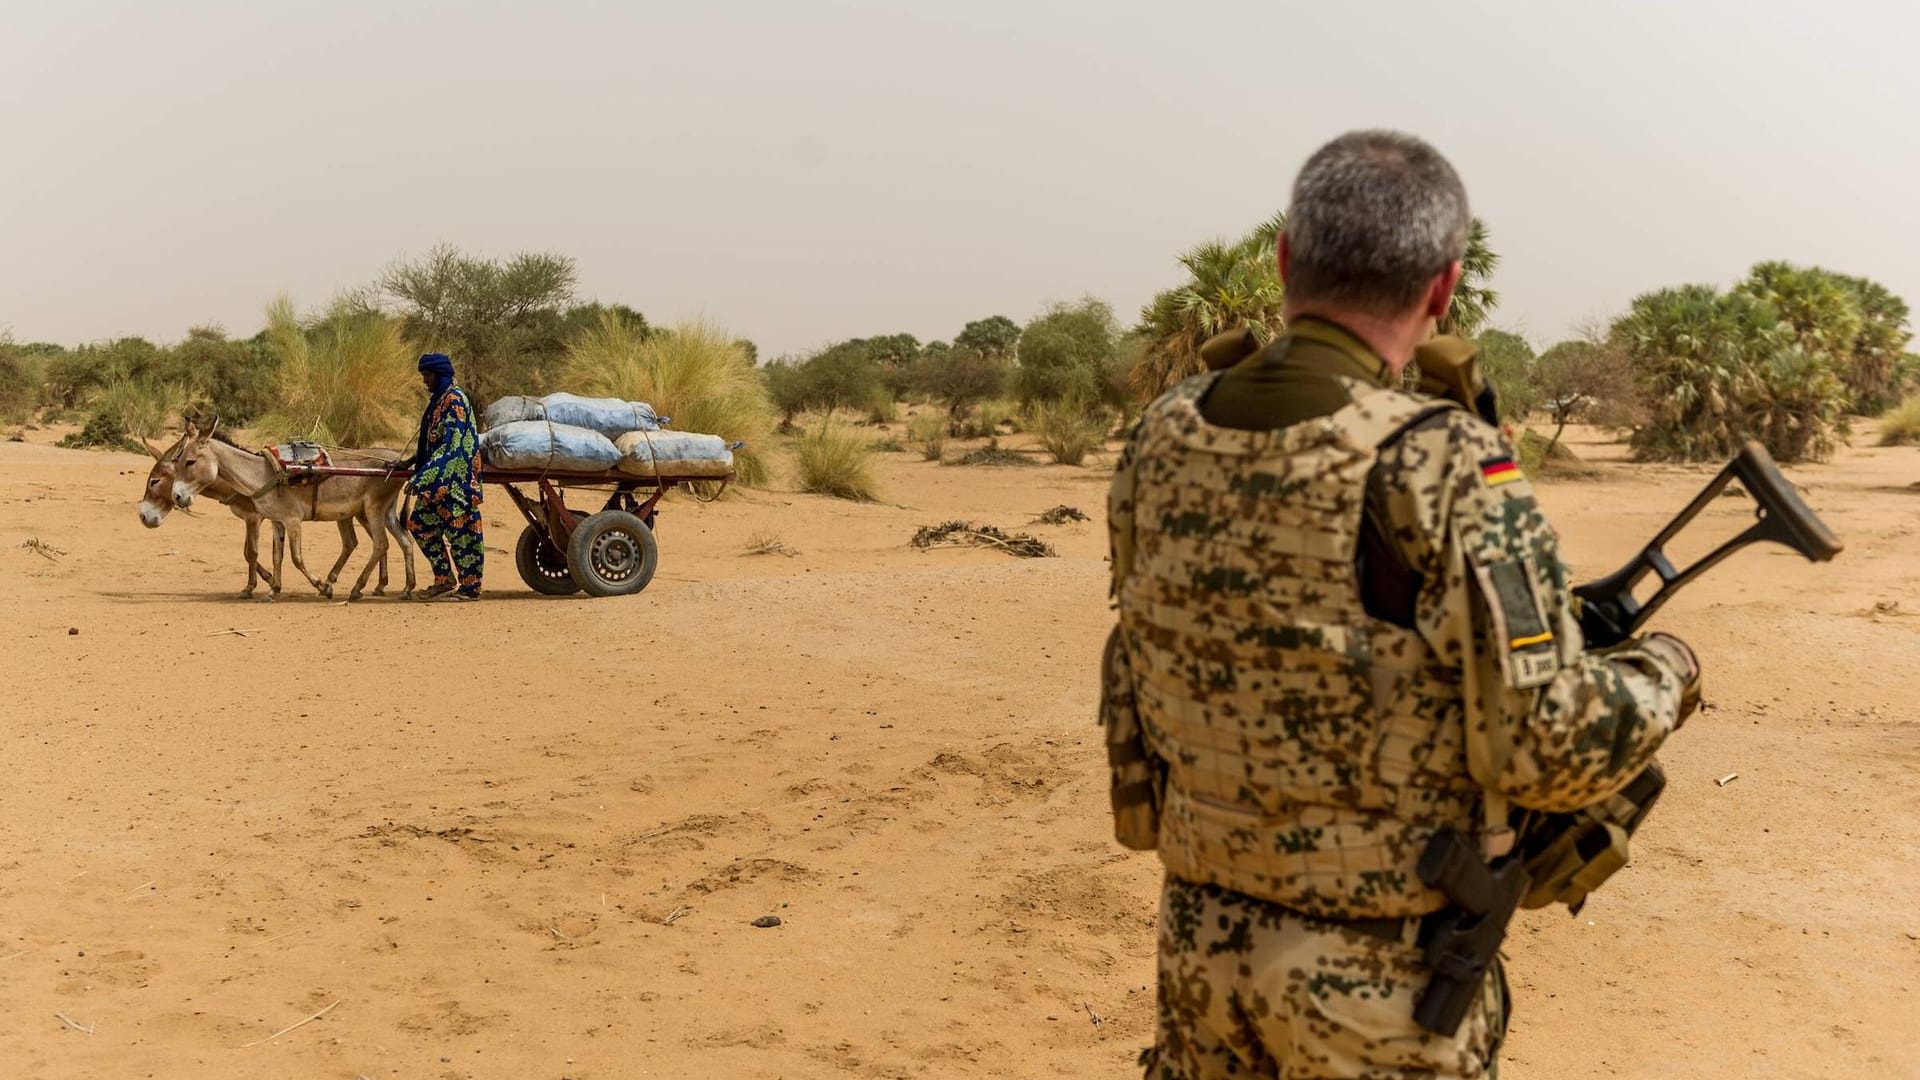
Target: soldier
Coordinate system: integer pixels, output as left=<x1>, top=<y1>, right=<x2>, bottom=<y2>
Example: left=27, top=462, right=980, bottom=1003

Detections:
left=1103, top=130, right=1701, bottom=1078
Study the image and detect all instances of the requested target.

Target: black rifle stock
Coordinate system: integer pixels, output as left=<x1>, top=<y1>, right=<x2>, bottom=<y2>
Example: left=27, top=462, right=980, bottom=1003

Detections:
left=1413, top=439, right=1843, bottom=1036
left=1573, top=440, right=1843, bottom=648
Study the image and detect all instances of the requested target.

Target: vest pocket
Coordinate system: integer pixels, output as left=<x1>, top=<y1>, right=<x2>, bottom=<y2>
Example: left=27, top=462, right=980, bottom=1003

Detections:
left=1368, top=625, right=1471, bottom=796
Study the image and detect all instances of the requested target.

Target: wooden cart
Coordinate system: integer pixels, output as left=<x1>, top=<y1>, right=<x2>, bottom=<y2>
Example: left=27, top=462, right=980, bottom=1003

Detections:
left=284, top=463, right=732, bottom=597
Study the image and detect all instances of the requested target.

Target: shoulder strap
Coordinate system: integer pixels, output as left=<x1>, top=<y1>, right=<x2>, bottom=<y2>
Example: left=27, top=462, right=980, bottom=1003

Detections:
left=1334, top=382, right=1461, bottom=452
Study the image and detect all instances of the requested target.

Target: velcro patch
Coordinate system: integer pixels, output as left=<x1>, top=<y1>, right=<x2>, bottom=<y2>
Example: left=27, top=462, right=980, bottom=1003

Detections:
left=1480, top=455, right=1523, bottom=487
left=1474, top=558, right=1560, bottom=690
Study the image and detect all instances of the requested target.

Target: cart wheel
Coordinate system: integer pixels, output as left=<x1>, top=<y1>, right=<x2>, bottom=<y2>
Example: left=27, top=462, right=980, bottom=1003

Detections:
left=566, top=510, right=658, bottom=597
left=516, top=526, right=580, bottom=596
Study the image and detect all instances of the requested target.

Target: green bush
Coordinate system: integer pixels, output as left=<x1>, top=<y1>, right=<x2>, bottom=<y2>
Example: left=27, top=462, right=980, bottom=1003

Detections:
left=58, top=377, right=181, bottom=450
left=794, top=419, right=881, bottom=501
left=1025, top=397, right=1109, bottom=466
left=0, top=339, right=40, bottom=424
left=1878, top=396, right=1920, bottom=446
left=1016, top=299, right=1120, bottom=407
left=169, top=325, right=277, bottom=426
left=58, top=409, right=139, bottom=451
left=563, top=315, right=776, bottom=486
left=1473, top=329, right=1540, bottom=422
left=44, top=337, right=161, bottom=410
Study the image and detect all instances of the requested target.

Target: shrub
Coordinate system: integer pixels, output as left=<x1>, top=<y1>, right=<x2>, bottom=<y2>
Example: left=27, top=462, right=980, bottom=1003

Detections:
left=906, top=412, right=946, bottom=461
left=1025, top=397, right=1109, bottom=466
left=763, top=359, right=809, bottom=426
left=1016, top=298, right=1120, bottom=406
left=58, top=409, right=139, bottom=451
left=1613, top=285, right=1850, bottom=464
left=254, top=296, right=417, bottom=447
left=0, top=338, right=40, bottom=424
left=168, top=325, right=277, bottom=426
left=564, top=315, right=776, bottom=486
left=1878, top=396, right=1920, bottom=446
left=794, top=419, right=880, bottom=501
left=44, top=337, right=162, bottom=410
left=1473, top=329, right=1541, bottom=422
left=865, top=388, right=898, bottom=424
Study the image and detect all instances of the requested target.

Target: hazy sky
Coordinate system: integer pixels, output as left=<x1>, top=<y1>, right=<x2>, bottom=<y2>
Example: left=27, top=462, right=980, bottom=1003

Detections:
left=5, top=0, right=1917, bottom=358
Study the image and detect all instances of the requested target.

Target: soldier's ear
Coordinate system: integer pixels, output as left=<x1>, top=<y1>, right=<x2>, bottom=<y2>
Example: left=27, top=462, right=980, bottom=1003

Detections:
left=1276, top=232, right=1293, bottom=286
left=1425, top=260, right=1464, bottom=322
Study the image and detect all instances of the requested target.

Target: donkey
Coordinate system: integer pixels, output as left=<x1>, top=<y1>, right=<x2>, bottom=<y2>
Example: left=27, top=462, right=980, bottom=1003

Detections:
left=139, top=434, right=396, bottom=599
left=139, top=422, right=415, bottom=601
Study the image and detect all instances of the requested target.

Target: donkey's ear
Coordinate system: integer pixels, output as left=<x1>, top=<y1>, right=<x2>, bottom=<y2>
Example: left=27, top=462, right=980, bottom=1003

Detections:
left=143, top=437, right=167, bottom=461
left=183, top=419, right=199, bottom=440
left=201, top=416, right=220, bottom=442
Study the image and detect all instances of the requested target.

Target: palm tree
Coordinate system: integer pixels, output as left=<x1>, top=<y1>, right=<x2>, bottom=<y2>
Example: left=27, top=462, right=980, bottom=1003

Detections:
left=1129, top=213, right=1288, bottom=400
left=1438, top=219, right=1500, bottom=337
left=1131, top=214, right=1501, bottom=400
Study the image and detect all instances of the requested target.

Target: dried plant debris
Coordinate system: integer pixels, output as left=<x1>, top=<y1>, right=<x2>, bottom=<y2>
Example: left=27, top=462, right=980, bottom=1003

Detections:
left=741, top=531, right=800, bottom=558
left=22, top=538, right=66, bottom=561
left=911, top=521, right=1055, bottom=558
left=951, top=442, right=1036, bottom=467
left=1031, top=505, right=1089, bottom=525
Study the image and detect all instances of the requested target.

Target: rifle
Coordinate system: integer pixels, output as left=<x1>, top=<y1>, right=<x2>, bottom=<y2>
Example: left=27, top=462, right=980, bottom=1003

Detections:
left=1411, top=440, right=1843, bottom=1036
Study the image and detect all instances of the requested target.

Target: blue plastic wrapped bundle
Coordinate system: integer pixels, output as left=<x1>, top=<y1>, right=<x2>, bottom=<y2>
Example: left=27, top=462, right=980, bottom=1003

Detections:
left=614, top=430, right=735, bottom=479
left=483, top=393, right=662, bottom=437
left=480, top=420, right=621, bottom=473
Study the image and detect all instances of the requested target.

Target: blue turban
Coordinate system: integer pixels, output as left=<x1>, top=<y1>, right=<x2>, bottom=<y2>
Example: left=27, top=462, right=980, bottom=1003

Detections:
left=413, top=353, right=456, bottom=467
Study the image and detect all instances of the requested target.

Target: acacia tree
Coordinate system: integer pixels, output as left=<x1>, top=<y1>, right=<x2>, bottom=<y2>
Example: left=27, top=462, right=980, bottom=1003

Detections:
left=381, top=245, right=578, bottom=403
left=954, top=316, right=1021, bottom=361
left=1531, top=334, right=1640, bottom=452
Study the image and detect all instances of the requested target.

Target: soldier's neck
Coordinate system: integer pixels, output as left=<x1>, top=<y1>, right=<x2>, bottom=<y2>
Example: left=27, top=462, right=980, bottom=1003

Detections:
left=1284, top=304, right=1427, bottom=376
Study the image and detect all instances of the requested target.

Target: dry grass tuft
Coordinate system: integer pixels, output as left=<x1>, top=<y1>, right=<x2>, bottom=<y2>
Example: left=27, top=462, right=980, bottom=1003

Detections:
left=794, top=420, right=882, bottom=501
left=741, top=531, right=800, bottom=557
left=1877, top=397, right=1920, bottom=446
left=563, top=316, right=776, bottom=486
left=254, top=295, right=416, bottom=447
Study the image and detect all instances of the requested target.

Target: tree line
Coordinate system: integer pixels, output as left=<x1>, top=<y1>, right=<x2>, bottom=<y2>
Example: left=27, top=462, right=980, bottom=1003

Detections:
left=4, top=230, right=1914, bottom=473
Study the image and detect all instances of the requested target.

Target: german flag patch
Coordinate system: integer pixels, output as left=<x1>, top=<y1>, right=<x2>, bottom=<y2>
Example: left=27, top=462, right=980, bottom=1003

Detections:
left=1480, top=456, right=1523, bottom=487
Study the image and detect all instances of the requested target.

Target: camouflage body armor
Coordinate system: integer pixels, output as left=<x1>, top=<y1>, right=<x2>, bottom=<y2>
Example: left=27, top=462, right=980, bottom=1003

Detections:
left=1114, top=374, right=1477, bottom=920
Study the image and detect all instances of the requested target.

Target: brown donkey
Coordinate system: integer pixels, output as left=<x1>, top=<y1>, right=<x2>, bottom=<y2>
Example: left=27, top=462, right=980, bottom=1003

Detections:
left=139, top=422, right=415, bottom=600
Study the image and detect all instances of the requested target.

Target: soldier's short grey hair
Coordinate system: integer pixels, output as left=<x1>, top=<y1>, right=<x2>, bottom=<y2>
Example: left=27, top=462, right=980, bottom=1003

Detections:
left=1284, top=130, right=1470, bottom=316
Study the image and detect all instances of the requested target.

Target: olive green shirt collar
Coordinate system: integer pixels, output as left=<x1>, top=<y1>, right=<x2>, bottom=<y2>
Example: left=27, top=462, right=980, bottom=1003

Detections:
left=1284, top=316, right=1393, bottom=388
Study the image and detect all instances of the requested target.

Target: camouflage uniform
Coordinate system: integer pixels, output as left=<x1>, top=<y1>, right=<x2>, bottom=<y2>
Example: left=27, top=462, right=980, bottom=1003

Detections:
left=1104, top=319, right=1693, bottom=1079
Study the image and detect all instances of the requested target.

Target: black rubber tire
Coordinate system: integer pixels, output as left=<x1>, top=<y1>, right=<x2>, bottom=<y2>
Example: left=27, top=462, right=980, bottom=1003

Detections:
left=516, top=526, right=581, bottom=596
left=566, top=510, right=658, bottom=597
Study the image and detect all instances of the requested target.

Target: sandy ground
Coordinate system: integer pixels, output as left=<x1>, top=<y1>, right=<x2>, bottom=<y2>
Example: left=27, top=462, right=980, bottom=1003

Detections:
left=0, top=418, right=1916, bottom=1080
